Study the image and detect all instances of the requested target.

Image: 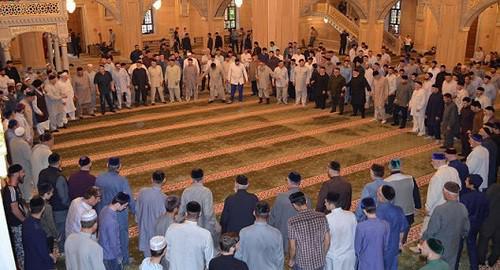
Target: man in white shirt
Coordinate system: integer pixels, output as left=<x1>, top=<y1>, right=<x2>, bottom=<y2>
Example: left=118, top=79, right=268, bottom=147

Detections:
left=481, top=75, right=497, bottom=104
left=240, top=49, right=253, bottom=69
left=427, top=61, right=440, bottom=85
left=65, top=186, right=101, bottom=238
left=466, top=134, right=490, bottom=191
left=293, top=59, right=311, bottom=106
left=380, top=48, right=391, bottom=66
left=165, top=58, right=182, bottom=103
left=227, top=58, right=248, bottom=103
left=324, top=192, right=357, bottom=270
left=111, top=63, right=132, bottom=109
left=423, top=153, right=461, bottom=234
left=273, top=61, right=289, bottom=104
left=148, top=60, right=165, bottom=104
left=182, top=52, right=200, bottom=74
left=442, top=73, right=457, bottom=98
left=475, top=87, right=492, bottom=108
left=165, top=201, right=214, bottom=270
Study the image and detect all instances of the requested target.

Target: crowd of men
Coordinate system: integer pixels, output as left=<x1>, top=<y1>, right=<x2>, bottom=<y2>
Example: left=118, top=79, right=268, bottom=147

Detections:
left=1, top=26, right=500, bottom=270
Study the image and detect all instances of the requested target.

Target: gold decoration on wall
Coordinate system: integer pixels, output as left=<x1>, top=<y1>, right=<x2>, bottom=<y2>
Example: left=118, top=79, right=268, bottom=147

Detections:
left=0, top=0, right=60, bottom=16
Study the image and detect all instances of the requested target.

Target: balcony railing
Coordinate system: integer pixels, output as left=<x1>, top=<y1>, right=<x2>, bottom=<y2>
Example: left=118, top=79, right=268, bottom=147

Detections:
left=0, top=0, right=63, bottom=17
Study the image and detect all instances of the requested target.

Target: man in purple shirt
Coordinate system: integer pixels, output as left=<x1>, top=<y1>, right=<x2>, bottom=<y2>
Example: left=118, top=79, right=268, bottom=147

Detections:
left=355, top=197, right=390, bottom=270
left=98, top=192, right=130, bottom=270
left=68, top=156, right=96, bottom=201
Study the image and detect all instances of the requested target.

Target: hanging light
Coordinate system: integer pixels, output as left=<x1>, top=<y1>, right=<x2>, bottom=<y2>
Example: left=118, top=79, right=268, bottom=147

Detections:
left=66, top=0, right=76, bottom=13
left=153, top=0, right=162, bottom=10
left=235, top=0, right=243, bottom=8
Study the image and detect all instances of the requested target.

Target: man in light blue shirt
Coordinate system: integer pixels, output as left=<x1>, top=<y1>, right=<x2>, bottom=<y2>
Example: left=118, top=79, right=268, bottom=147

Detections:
left=355, top=164, right=386, bottom=221
left=235, top=201, right=284, bottom=270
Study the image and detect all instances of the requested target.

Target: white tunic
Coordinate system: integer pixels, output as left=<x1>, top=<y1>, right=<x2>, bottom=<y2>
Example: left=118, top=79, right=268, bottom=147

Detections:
left=65, top=232, right=106, bottom=270
left=426, top=165, right=461, bottom=215
left=57, top=79, right=76, bottom=113
left=293, top=65, right=311, bottom=91
left=227, top=63, right=248, bottom=85
left=65, top=197, right=92, bottom=238
left=442, top=80, right=458, bottom=98
left=148, top=65, right=164, bottom=88
left=273, top=66, right=289, bottom=88
left=466, top=145, right=490, bottom=190
left=30, top=144, right=52, bottom=185
left=409, top=89, right=427, bottom=116
left=325, top=208, right=357, bottom=270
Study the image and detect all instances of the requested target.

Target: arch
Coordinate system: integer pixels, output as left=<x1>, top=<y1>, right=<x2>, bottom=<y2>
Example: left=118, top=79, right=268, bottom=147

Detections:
left=301, top=0, right=368, bottom=19
left=377, top=0, right=400, bottom=20
left=95, top=0, right=121, bottom=22
left=144, top=0, right=208, bottom=18
left=214, top=0, right=232, bottom=17
left=461, top=0, right=499, bottom=28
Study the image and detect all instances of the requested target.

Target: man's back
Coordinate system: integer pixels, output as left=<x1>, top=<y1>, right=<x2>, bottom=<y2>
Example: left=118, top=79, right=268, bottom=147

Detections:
left=385, top=172, right=419, bottom=216
left=68, top=170, right=96, bottom=201
left=220, top=190, right=258, bottom=233
left=95, top=172, right=134, bottom=214
left=180, top=183, right=216, bottom=232
left=355, top=218, right=389, bottom=270
left=208, top=255, right=248, bottom=270
left=316, top=176, right=352, bottom=212
left=65, top=232, right=105, bottom=270
left=166, top=221, right=214, bottom=270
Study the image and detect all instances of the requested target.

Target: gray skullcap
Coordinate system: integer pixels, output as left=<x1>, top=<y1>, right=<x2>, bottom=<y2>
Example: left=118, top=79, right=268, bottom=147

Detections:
left=149, top=235, right=167, bottom=251
left=81, top=209, right=97, bottom=222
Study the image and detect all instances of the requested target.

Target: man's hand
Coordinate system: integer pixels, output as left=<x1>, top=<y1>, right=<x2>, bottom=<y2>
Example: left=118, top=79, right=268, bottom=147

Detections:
left=288, top=258, right=295, bottom=268
left=49, top=253, right=56, bottom=263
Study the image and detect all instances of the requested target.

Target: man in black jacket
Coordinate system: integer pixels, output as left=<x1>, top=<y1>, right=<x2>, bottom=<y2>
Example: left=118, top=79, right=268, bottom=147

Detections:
left=219, top=175, right=258, bottom=234
left=214, top=32, right=223, bottom=50
left=207, top=32, right=214, bottom=53
left=460, top=97, right=475, bottom=156
left=348, top=68, right=371, bottom=118
left=425, top=85, right=444, bottom=142
left=132, top=61, right=149, bottom=106
left=313, top=66, right=330, bottom=110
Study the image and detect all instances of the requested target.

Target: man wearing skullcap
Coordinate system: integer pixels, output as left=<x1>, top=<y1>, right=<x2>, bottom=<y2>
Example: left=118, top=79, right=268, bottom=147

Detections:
left=425, top=84, right=444, bottom=142
left=154, top=195, right=180, bottom=237
left=84, top=64, right=97, bottom=115
left=94, top=65, right=116, bottom=114
left=208, top=232, right=249, bottom=270
left=67, top=156, right=96, bottom=200
left=65, top=186, right=101, bottom=238
left=354, top=197, right=389, bottom=270
left=65, top=209, right=106, bottom=270
left=166, top=201, right=214, bottom=270
left=72, top=66, right=93, bottom=116
left=466, top=134, right=490, bottom=190
left=459, top=97, right=475, bottom=156
left=30, top=132, right=53, bottom=187
left=56, top=72, right=77, bottom=121
left=444, top=148, right=469, bottom=195
left=22, top=196, right=55, bottom=270
left=95, top=157, right=135, bottom=265
left=136, top=171, right=167, bottom=257
left=287, top=191, right=330, bottom=270
left=14, top=102, right=33, bottom=143
left=178, top=168, right=219, bottom=245
left=422, top=182, right=470, bottom=269
left=419, top=239, right=450, bottom=270
left=9, top=126, right=34, bottom=201
left=376, top=185, right=408, bottom=270
left=479, top=124, right=498, bottom=188
left=385, top=158, right=421, bottom=243
left=457, top=174, right=489, bottom=269
left=2, top=164, right=28, bottom=269
left=235, top=201, right=284, bottom=270
left=98, top=192, right=130, bottom=270
left=269, top=172, right=312, bottom=251
left=18, top=90, right=36, bottom=133
left=220, top=175, right=259, bottom=234
left=323, top=192, right=356, bottom=270
left=316, top=161, right=352, bottom=213
left=356, top=164, right=386, bottom=221
left=440, top=93, right=460, bottom=148
left=44, top=74, right=65, bottom=131
left=424, top=153, right=461, bottom=234
left=477, top=182, right=500, bottom=267
left=140, top=236, right=167, bottom=270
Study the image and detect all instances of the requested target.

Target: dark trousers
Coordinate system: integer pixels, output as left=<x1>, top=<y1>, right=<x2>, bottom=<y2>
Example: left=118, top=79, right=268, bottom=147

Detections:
left=386, top=94, right=396, bottom=114
left=231, top=40, right=239, bottom=53
left=288, top=82, right=296, bottom=99
left=460, top=131, right=472, bottom=155
left=352, top=104, right=365, bottom=118
left=457, top=226, right=480, bottom=270
left=103, top=258, right=122, bottom=270
left=134, top=85, right=148, bottom=105
left=331, top=95, right=344, bottom=113
left=251, top=80, right=258, bottom=95
left=47, top=236, right=54, bottom=253
left=427, top=119, right=442, bottom=139
left=402, top=214, right=415, bottom=244
left=201, top=75, right=209, bottom=91
left=315, top=92, right=327, bottom=109
left=339, top=42, right=347, bottom=55
left=478, top=227, right=500, bottom=266
left=230, top=84, right=244, bottom=102
left=100, top=92, right=114, bottom=113
left=393, top=105, right=408, bottom=127
left=442, top=127, right=455, bottom=148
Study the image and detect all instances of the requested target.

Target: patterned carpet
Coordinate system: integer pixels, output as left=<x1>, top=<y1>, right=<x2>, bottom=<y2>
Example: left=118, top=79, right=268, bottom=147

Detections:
left=53, top=86, right=499, bottom=269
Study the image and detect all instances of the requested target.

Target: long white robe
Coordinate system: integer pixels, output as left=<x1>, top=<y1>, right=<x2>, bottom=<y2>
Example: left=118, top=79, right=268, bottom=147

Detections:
left=57, top=79, right=76, bottom=113
left=426, top=165, right=461, bottom=215
left=466, top=145, right=490, bottom=190
left=325, top=208, right=357, bottom=270
left=409, top=89, right=426, bottom=116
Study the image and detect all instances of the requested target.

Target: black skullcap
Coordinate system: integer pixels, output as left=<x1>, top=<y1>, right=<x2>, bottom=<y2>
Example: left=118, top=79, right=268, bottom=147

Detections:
left=289, top=191, right=306, bottom=204
left=48, top=153, right=60, bottom=164
left=8, top=164, right=23, bottom=175
left=152, top=170, right=166, bottom=182
left=191, top=168, right=204, bottom=180
left=108, top=157, right=120, bottom=166
left=32, top=79, right=43, bottom=89
left=288, top=172, right=302, bottom=183
left=381, top=185, right=396, bottom=201
left=186, top=201, right=201, bottom=213
left=427, top=238, right=444, bottom=255
left=235, top=175, right=248, bottom=185
left=329, top=161, right=341, bottom=171
left=78, top=156, right=91, bottom=167
left=444, top=148, right=457, bottom=155
left=444, top=181, right=460, bottom=194
left=29, top=196, right=45, bottom=209
left=326, top=192, right=340, bottom=204
left=360, top=197, right=376, bottom=209
left=7, top=119, right=18, bottom=129
left=468, top=174, right=483, bottom=189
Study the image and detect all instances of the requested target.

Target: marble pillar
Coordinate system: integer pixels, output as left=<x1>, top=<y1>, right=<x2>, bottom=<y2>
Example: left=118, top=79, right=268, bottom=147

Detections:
left=434, top=0, right=466, bottom=67
left=19, top=32, right=46, bottom=69
left=60, top=39, right=69, bottom=71
left=120, top=0, right=143, bottom=57
left=54, top=37, right=62, bottom=72
left=358, top=19, right=384, bottom=53
left=251, top=0, right=300, bottom=50
left=46, top=33, right=54, bottom=68
left=0, top=40, right=11, bottom=65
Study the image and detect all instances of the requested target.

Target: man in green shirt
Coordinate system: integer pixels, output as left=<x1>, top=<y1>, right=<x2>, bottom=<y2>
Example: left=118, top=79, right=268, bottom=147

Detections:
left=419, top=238, right=450, bottom=270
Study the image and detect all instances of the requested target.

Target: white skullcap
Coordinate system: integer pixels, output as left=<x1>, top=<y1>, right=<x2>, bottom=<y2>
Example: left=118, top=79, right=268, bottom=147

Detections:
left=149, top=235, right=167, bottom=251
left=60, top=72, right=68, bottom=76
left=14, top=127, right=25, bottom=137
left=87, top=64, right=93, bottom=68
left=187, top=52, right=192, bottom=56
left=81, top=209, right=97, bottom=222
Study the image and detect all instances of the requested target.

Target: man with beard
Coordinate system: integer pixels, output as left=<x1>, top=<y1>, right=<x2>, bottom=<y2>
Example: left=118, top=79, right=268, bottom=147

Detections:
left=425, top=85, right=444, bottom=143
left=328, top=67, right=346, bottom=113
left=312, top=66, right=330, bottom=109
left=347, top=68, right=371, bottom=118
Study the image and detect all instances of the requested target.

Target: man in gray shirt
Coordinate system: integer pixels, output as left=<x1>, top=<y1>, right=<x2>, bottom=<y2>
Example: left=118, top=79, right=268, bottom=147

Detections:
left=392, top=75, right=413, bottom=129
left=269, top=172, right=311, bottom=251
left=235, top=201, right=284, bottom=270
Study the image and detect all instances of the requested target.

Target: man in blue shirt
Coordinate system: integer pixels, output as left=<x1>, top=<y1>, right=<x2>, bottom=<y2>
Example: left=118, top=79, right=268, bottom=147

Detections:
left=356, top=164, right=386, bottom=221
left=98, top=192, right=130, bottom=270
left=376, top=185, right=409, bottom=270
left=22, top=196, right=55, bottom=270
left=96, top=157, right=135, bottom=265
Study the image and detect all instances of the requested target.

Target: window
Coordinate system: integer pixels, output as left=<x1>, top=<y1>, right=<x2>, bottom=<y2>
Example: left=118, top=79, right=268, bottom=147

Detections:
left=142, top=9, right=154, bottom=34
left=224, top=1, right=237, bottom=29
left=388, top=0, right=401, bottom=34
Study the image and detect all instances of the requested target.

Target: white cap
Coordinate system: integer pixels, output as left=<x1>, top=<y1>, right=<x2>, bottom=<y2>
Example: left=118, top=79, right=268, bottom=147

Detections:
left=60, top=72, right=68, bottom=76
left=14, top=127, right=25, bottom=137
left=81, top=209, right=97, bottom=222
left=87, top=64, right=93, bottom=68
left=149, top=236, right=167, bottom=251
left=187, top=52, right=192, bottom=56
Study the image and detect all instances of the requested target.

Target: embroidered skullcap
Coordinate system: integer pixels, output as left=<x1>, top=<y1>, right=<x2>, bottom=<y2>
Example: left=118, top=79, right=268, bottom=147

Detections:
left=470, top=134, right=483, bottom=143
left=149, top=236, right=167, bottom=251
left=14, top=127, right=25, bottom=137
left=468, top=174, right=483, bottom=189
left=81, top=209, right=97, bottom=222
left=431, top=152, right=446, bottom=160
left=108, top=157, right=120, bottom=166
left=427, top=238, right=444, bottom=255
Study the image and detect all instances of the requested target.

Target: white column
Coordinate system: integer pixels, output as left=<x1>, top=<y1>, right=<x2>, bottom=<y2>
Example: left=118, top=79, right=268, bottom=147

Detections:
left=60, top=38, right=69, bottom=71
left=46, top=33, right=54, bottom=68
left=54, top=37, right=62, bottom=72
left=0, top=40, right=11, bottom=65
